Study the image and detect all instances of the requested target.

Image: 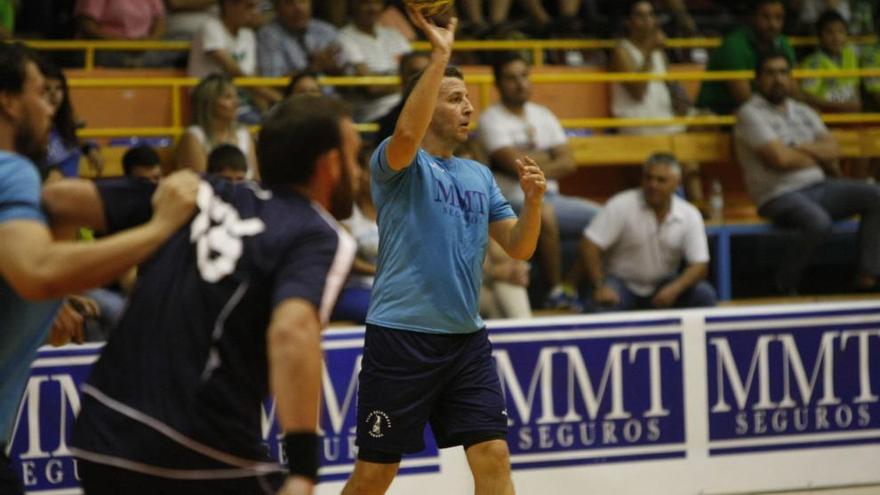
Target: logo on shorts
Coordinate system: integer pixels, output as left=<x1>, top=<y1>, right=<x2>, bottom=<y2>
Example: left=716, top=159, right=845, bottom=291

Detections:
left=365, top=410, right=392, bottom=438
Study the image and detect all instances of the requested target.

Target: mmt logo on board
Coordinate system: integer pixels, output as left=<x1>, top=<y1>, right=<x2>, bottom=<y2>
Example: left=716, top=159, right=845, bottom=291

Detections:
left=706, top=308, right=880, bottom=455
left=490, top=318, right=686, bottom=470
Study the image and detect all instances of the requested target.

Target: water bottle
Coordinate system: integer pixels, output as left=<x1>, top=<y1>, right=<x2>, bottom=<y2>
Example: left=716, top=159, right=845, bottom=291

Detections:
left=709, top=179, right=724, bottom=224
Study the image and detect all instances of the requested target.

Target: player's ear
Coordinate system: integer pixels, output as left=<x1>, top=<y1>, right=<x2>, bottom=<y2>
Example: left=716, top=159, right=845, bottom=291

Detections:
left=0, top=90, right=21, bottom=122
left=315, top=148, right=342, bottom=185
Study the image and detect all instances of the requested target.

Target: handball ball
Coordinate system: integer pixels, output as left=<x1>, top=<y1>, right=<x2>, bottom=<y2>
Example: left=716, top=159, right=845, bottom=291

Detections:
left=404, top=0, right=454, bottom=17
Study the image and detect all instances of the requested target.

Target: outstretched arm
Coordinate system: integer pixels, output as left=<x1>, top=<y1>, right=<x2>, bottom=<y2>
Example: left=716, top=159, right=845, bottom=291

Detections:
left=385, top=7, right=458, bottom=171
left=2, top=171, right=200, bottom=301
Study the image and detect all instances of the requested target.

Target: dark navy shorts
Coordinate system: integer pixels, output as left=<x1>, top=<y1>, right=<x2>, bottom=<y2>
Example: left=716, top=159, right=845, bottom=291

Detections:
left=355, top=324, right=508, bottom=462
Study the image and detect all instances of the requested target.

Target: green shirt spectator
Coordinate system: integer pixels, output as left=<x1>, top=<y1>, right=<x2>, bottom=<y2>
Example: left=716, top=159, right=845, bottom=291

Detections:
left=800, top=10, right=861, bottom=113
left=696, top=0, right=794, bottom=116
left=696, top=26, right=795, bottom=115
left=801, top=44, right=860, bottom=110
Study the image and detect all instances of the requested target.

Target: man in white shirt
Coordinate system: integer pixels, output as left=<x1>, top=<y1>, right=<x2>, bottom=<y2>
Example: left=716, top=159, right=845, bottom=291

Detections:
left=187, top=0, right=281, bottom=118
left=478, top=52, right=600, bottom=310
left=339, top=0, right=412, bottom=122
left=583, top=153, right=716, bottom=311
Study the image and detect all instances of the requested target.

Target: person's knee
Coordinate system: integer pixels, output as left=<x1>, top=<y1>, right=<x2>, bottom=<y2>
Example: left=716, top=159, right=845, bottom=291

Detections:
left=466, top=440, right=511, bottom=479
left=689, top=282, right=717, bottom=307
left=343, top=461, right=399, bottom=495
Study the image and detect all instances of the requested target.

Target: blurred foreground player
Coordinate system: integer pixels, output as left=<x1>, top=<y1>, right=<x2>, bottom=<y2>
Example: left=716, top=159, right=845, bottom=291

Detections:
left=47, top=95, right=359, bottom=494
left=0, top=43, right=199, bottom=494
left=342, top=6, right=545, bottom=495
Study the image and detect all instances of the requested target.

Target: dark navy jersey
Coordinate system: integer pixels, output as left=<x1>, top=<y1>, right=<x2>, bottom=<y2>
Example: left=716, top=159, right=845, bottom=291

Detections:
left=71, top=177, right=355, bottom=479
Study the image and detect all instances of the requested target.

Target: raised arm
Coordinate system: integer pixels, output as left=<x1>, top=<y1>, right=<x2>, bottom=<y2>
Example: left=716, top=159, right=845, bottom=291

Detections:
left=385, top=7, right=458, bottom=171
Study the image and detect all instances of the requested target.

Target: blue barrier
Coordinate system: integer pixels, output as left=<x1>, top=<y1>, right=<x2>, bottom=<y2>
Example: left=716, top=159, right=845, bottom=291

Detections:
left=705, top=219, right=859, bottom=300
left=8, top=303, right=880, bottom=494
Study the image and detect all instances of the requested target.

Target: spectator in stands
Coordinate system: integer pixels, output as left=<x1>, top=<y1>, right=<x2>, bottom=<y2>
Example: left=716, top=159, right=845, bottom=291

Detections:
left=164, top=0, right=219, bottom=40
left=75, top=0, right=166, bottom=40
left=206, top=142, right=249, bottom=182
left=285, top=69, right=323, bottom=96
left=257, top=0, right=349, bottom=77
left=734, top=51, right=880, bottom=293
left=583, top=152, right=716, bottom=311
left=75, top=0, right=167, bottom=66
left=800, top=10, right=861, bottom=113
left=188, top=0, right=281, bottom=117
left=122, top=144, right=162, bottom=184
left=41, top=60, right=102, bottom=180
left=339, top=0, right=412, bottom=122
left=175, top=74, right=259, bottom=178
left=696, top=0, right=795, bottom=116
left=332, top=150, right=377, bottom=324
left=610, top=0, right=686, bottom=135
left=374, top=51, right=430, bottom=143
left=478, top=52, right=600, bottom=310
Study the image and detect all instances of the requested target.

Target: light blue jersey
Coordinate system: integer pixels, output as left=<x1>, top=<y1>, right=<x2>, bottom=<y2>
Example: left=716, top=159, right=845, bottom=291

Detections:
left=366, top=138, right=516, bottom=334
left=0, top=152, right=60, bottom=444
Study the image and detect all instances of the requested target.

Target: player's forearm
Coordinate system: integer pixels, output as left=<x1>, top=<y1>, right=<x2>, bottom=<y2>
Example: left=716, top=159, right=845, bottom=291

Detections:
left=269, top=301, right=323, bottom=433
left=505, top=199, right=542, bottom=260
left=387, top=53, right=450, bottom=168
left=25, top=221, right=177, bottom=299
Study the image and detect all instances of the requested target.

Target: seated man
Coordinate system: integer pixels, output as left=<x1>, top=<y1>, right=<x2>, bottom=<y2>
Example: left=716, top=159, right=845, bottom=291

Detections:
left=121, top=144, right=162, bottom=184
left=735, top=51, right=880, bottom=293
left=478, top=52, right=600, bottom=309
left=583, top=153, right=716, bottom=311
left=257, top=0, right=348, bottom=77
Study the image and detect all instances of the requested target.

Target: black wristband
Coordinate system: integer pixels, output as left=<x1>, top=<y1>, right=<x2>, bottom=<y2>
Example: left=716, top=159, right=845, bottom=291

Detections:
left=283, top=432, right=319, bottom=481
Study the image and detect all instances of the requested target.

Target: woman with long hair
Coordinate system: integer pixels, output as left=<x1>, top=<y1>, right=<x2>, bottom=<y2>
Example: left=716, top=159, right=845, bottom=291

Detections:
left=175, top=73, right=258, bottom=178
left=41, top=59, right=103, bottom=179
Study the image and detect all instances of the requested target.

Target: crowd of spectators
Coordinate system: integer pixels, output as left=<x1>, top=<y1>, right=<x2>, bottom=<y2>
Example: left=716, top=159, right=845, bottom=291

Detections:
left=11, top=0, right=880, bottom=329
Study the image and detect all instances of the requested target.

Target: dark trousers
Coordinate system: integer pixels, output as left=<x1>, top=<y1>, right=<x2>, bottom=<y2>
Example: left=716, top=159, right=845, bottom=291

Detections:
left=759, top=179, right=880, bottom=291
left=593, top=275, right=717, bottom=312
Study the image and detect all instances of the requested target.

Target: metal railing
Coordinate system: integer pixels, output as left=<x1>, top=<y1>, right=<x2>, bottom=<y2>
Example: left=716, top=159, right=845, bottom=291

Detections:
left=21, top=35, right=880, bottom=69
left=67, top=68, right=880, bottom=130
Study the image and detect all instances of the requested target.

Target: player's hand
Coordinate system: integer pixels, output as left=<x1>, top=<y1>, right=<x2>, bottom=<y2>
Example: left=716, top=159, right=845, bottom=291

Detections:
left=149, top=169, right=200, bottom=236
left=516, top=156, right=546, bottom=204
left=48, top=299, right=87, bottom=346
left=277, top=475, right=314, bottom=495
left=651, top=284, right=679, bottom=308
left=593, top=285, right=620, bottom=308
left=406, top=5, right=457, bottom=58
